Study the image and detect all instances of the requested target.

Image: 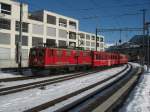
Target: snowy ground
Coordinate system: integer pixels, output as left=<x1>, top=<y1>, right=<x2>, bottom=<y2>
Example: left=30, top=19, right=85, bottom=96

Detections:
left=0, top=72, right=82, bottom=89
left=0, top=69, right=33, bottom=79
left=0, top=65, right=127, bottom=112
left=120, top=65, right=150, bottom=112
left=0, top=70, right=23, bottom=79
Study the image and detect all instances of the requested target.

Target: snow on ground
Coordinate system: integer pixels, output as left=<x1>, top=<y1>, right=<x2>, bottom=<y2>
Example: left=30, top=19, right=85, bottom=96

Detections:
left=42, top=66, right=131, bottom=112
left=0, top=65, right=127, bottom=112
left=0, top=69, right=34, bottom=79
left=0, top=70, right=23, bottom=79
left=0, top=72, right=84, bottom=89
left=120, top=65, right=150, bottom=112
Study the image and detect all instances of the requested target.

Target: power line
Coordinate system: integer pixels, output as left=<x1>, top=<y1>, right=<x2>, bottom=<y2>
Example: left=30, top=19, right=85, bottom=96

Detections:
left=96, top=27, right=143, bottom=32
left=79, top=12, right=141, bottom=20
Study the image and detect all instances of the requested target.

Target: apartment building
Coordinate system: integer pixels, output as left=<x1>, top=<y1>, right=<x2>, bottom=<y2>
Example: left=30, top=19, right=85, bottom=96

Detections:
left=78, top=31, right=104, bottom=51
left=0, top=0, right=104, bottom=68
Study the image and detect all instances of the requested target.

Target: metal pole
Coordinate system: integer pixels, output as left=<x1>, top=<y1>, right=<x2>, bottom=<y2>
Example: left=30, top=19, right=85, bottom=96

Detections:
left=146, top=22, right=150, bottom=72
left=96, top=28, right=98, bottom=51
left=147, top=31, right=149, bottom=72
left=141, top=9, right=146, bottom=65
left=18, top=3, right=23, bottom=71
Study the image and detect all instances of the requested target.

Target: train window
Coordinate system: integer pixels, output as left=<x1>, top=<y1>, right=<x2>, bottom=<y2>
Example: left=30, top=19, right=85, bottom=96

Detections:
left=66, top=50, right=71, bottom=56
left=57, top=50, right=62, bottom=57
left=30, top=50, right=36, bottom=56
left=76, top=51, right=80, bottom=56
left=39, top=49, right=44, bottom=57
left=99, top=55, right=101, bottom=60
left=96, top=54, right=99, bottom=60
left=99, top=54, right=101, bottom=60
left=83, top=52, right=89, bottom=57
left=49, top=49, right=53, bottom=57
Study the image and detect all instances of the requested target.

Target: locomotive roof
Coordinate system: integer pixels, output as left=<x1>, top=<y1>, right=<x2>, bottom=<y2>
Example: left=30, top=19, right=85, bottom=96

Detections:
left=31, top=46, right=91, bottom=52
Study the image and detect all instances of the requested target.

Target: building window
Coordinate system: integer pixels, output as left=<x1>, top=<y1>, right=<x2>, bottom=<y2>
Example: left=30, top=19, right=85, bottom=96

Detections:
left=0, top=18, right=11, bottom=30
left=97, top=37, right=100, bottom=41
left=47, top=15, right=56, bottom=25
left=46, top=39, right=56, bottom=47
left=16, top=21, right=28, bottom=32
left=100, top=43, right=103, bottom=48
left=59, top=40, right=67, bottom=47
left=59, top=18, right=67, bottom=27
left=80, top=33, right=85, bottom=39
left=69, top=42, right=76, bottom=47
left=0, top=32, right=10, bottom=45
left=91, top=48, right=95, bottom=51
left=59, top=29, right=67, bottom=38
left=47, top=27, right=56, bottom=37
left=92, top=36, right=95, bottom=40
left=86, top=41, right=90, bottom=46
left=0, top=3, right=11, bottom=15
left=86, top=34, right=90, bottom=40
left=0, top=47, right=10, bottom=59
left=100, top=37, right=104, bottom=42
left=91, top=42, right=95, bottom=47
left=69, top=32, right=76, bottom=40
left=15, top=35, right=28, bottom=46
left=69, top=21, right=76, bottom=29
left=32, top=37, right=43, bottom=46
left=32, top=24, right=43, bottom=35
left=29, top=11, right=43, bottom=22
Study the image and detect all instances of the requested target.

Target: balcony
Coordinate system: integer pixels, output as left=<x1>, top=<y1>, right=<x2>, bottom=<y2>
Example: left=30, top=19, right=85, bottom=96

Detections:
left=69, top=32, right=76, bottom=40
left=59, top=18, right=67, bottom=28
left=0, top=3, right=11, bottom=15
left=69, top=21, right=76, bottom=30
left=0, top=18, right=11, bottom=30
left=47, top=15, right=56, bottom=25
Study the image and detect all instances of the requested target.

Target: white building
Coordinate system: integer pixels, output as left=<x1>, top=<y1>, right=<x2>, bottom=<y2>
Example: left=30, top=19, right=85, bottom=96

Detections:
left=0, top=0, right=104, bottom=68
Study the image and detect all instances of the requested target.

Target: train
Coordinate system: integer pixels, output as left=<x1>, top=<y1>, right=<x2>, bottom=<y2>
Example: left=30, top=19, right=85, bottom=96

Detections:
left=29, top=46, right=128, bottom=74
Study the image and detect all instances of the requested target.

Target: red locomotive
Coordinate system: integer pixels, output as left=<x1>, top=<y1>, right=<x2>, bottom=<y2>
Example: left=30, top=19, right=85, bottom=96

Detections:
left=29, top=46, right=128, bottom=73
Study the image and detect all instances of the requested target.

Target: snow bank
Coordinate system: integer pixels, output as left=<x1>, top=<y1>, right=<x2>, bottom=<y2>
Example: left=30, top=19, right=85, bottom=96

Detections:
left=120, top=69, right=150, bottom=112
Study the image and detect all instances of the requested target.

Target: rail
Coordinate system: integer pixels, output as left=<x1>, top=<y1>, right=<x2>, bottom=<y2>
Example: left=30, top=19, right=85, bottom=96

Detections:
left=24, top=64, right=130, bottom=112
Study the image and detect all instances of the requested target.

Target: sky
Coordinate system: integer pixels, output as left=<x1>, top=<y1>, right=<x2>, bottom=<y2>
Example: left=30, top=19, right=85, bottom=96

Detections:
left=18, top=0, right=150, bottom=44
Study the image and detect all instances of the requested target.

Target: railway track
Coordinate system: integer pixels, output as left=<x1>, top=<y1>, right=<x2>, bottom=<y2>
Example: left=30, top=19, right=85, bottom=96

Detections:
left=23, top=64, right=131, bottom=112
left=0, top=65, right=119, bottom=82
left=38, top=63, right=142, bottom=112
left=0, top=67, right=119, bottom=96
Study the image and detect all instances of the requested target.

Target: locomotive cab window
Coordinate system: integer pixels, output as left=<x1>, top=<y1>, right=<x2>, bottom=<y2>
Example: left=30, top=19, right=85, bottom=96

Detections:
left=30, top=49, right=36, bottom=57
left=38, top=49, right=44, bottom=57
left=83, top=52, right=91, bottom=57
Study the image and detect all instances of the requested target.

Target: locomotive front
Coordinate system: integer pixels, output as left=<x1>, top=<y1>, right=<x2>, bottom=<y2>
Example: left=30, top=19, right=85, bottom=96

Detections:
left=29, top=47, right=46, bottom=68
